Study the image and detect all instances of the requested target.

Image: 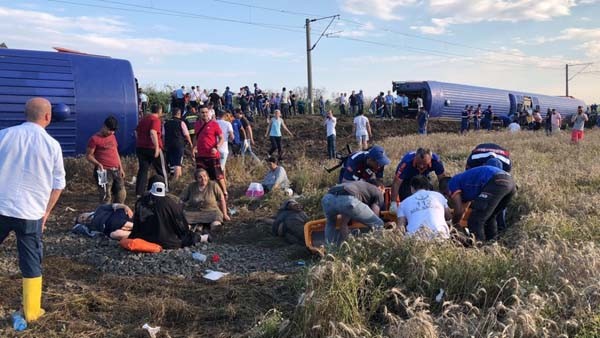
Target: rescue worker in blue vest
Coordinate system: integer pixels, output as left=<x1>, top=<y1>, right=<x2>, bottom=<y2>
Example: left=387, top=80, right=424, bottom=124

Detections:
left=440, top=162, right=516, bottom=242
left=460, top=105, right=470, bottom=134
left=482, top=105, right=494, bottom=131
left=390, top=148, right=446, bottom=212
left=338, top=145, right=390, bottom=185
left=466, top=143, right=512, bottom=232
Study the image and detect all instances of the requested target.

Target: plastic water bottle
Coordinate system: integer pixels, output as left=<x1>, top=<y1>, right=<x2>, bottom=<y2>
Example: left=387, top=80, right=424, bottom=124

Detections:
left=192, top=252, right=207, bottom=262
left=12, top=312, right=27, bottom=331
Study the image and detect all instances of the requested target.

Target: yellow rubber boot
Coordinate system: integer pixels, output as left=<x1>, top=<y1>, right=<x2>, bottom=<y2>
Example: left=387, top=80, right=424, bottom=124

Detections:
left=23, top=276, right=45, bottom=322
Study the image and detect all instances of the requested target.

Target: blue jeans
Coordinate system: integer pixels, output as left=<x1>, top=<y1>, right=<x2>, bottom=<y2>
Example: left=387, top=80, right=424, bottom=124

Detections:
left=321, top=193, right=383, bottom=244
left=0, top=215, right=43, bottom=278
left=327, top=134, right=336, bottom=159
left=241, top=140, right=260, bottom=163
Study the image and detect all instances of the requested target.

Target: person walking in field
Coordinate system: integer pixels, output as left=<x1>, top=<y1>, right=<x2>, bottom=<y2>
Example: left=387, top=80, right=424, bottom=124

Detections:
left=571, top=106, right=588, bottom=144
left=353, top=110, right=372, bottom=150
left=163, top=108, right=193, bottom=182
left=135, top=103, right=168, bottom=197
left=86, top=116, right=126, bottom=203
left=0, top=97, right=66, bottom=323
left=551, top=109, right=562, bottom=134
left=417, top=106, right=429, bottom=135
left=324, top=110, right=337, bottom=159
left=265, top=109, right=294, bottom=161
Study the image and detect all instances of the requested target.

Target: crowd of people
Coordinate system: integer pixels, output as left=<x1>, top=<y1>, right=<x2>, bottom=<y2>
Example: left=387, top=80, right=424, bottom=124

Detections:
left=1, top=87, right=592, bottom=327
left=325, top=143, right=515, bottom=245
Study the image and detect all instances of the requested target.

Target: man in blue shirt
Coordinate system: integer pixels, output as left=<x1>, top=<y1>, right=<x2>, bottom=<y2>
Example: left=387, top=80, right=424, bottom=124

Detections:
left=223, top=86, right=235, bottom=112
left=174, top=86, right=185, bottom=112
left=357, top=90, right=364, bottom=114
left=385, top=90, right=395, bottom=119
left=440, top=165, right=516, bottom=241
left=466, top=143, right=512, bottom=232
left=482, top=105, right=494, bottom=131
left=402, top=94, right=409, bottom=117
left=391, top=148, right=446, bottom=207
left=339, top=145, right=390, bottom=184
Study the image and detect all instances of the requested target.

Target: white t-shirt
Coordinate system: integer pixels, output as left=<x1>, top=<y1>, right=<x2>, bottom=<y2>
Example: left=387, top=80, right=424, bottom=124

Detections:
left=325, top=117, right=336, bottom=136
left=398, top=190, right=450, bottom=239
left=508, top=122, right=521, bottom=132
left=353, top=115, right=369, bottom=136
left=216, top=119, right=233, bottom=153
left=416, top=97, right=423, bottom=109
left=139, top=93, right=148, bottom=103
left=281, top=91, right=290, bottom=104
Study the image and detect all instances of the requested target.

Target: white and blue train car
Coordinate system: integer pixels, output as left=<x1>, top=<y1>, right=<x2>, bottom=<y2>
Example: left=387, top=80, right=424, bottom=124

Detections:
left=393, top=80, right=586, bottom=121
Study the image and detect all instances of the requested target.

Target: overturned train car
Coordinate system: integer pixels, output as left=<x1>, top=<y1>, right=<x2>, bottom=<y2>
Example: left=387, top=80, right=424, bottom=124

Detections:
left=0, top=48, right=138, bottom=156
left=393, top=80, right=586, bottom=121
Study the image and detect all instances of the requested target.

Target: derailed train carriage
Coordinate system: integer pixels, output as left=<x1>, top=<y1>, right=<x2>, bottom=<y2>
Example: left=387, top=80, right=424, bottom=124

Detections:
left=0, top=48, right=139, bottom=156
left=393, top=80, right=586, bottom=122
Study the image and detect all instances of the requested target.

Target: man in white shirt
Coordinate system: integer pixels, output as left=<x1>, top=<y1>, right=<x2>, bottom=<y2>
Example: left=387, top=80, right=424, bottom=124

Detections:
left=216, top=112, right=234, bottom=172
left=0, top=97, right=66, bottom=323
left=324, top=110, right=337, bottom=159
left=397, top=175, right=451, bottom=239
left=507, top=120, right=521, bottom=132
left=353, top=110, right=372, bottom=150
left=416, top=96, right=424, bottom=110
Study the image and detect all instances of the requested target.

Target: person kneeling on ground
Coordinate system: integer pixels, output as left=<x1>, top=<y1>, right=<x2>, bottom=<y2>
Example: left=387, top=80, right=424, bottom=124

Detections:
left=129, top=175, right=197, bottom=249
left=75, top=203, right=134, bottom=240
left=396, top=175, right=451, bottom=239
left=180, top=168, right=230, bottom=233
left=271, top=199, right=308, bottom=245
left=439, top=165, right=516, bottom=242
left=262, top=156, right=291, bottom=194
left=321, top=180, right=385, bottom=244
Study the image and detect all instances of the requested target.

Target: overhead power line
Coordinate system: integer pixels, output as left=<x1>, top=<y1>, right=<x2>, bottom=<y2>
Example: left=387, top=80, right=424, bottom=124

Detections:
left=47, top=0, right=305, bottom=33
left=330, top=35, right=565, bottom=70
left=206, top=0, right=578, bottom=66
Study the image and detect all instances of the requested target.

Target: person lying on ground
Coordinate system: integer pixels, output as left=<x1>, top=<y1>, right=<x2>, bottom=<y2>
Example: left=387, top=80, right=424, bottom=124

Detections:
left=270, top=199, right=309, bottom=245
left=262, top=156, right=291, bottom=194
left=321, top=180, right=385, bottom=245
left=339, top=145, right=390, bottom=185
left=439, top=165, right=516, bottom=242
left=75, top=203, right=133, bottom=240
left=129, top=175, right=198, bottom=249
left=390, top=148, right=446, bottom=211
left=179, top=168, right=230, bottom=233
left=396, top=175, right=451, bottom=239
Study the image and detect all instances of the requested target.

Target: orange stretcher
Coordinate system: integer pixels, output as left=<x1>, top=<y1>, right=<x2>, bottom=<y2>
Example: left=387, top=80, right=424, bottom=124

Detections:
left=304, top=211, right=396, bottom=255
left=303, top=187, right=395, bottom=255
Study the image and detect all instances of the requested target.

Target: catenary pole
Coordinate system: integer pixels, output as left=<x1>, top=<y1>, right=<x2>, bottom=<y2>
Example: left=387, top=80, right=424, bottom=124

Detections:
left=306, top=18, right=313, bottom=115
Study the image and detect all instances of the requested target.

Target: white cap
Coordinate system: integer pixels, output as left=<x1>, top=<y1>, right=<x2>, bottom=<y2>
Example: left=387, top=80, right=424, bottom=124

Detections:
left=150, top=182, right=166, bottom=197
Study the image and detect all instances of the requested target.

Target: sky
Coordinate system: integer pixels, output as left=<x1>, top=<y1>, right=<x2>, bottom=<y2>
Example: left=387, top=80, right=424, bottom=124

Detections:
left=1, top=0, right=599, bottom=103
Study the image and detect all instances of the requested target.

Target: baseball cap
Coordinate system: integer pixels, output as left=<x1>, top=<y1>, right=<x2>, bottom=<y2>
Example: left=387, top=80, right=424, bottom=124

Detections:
left=368, top=145, right=390, bottom=166
left=149, top=182, right=166, bottom=197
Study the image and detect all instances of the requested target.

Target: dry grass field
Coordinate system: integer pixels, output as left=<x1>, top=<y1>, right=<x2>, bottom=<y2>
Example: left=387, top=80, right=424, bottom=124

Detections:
left=1, top=116, right=599, bottom=337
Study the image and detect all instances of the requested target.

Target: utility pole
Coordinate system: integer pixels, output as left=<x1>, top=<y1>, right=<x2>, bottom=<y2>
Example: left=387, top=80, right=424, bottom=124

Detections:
left=565, top=64, right=568, bottom=97
left=305, top=15, right=339, bottom=115
left=306, top=18, right=313, bottom=115
left=565, top=62, right=593, bottom=97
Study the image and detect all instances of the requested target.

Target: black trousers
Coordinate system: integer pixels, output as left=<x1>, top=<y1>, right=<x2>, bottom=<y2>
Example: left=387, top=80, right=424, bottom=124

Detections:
left=268, top=136, right=282, bottom=160
left=467, top=173, right=516, bottom=241
left=135, top=147, right=166, bottom=196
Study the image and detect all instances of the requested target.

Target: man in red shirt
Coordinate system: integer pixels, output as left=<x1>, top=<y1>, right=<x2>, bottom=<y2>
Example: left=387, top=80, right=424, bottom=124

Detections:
left=86, top=116, right=126, bottom=203
left=135, top=104, right=167, bottom=197
left=195, top=106, right=227, bottom=196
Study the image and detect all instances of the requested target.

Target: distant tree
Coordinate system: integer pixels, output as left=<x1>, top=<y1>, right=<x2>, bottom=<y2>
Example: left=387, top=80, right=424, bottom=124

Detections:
left=142, top=84, right=172, bottom=114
